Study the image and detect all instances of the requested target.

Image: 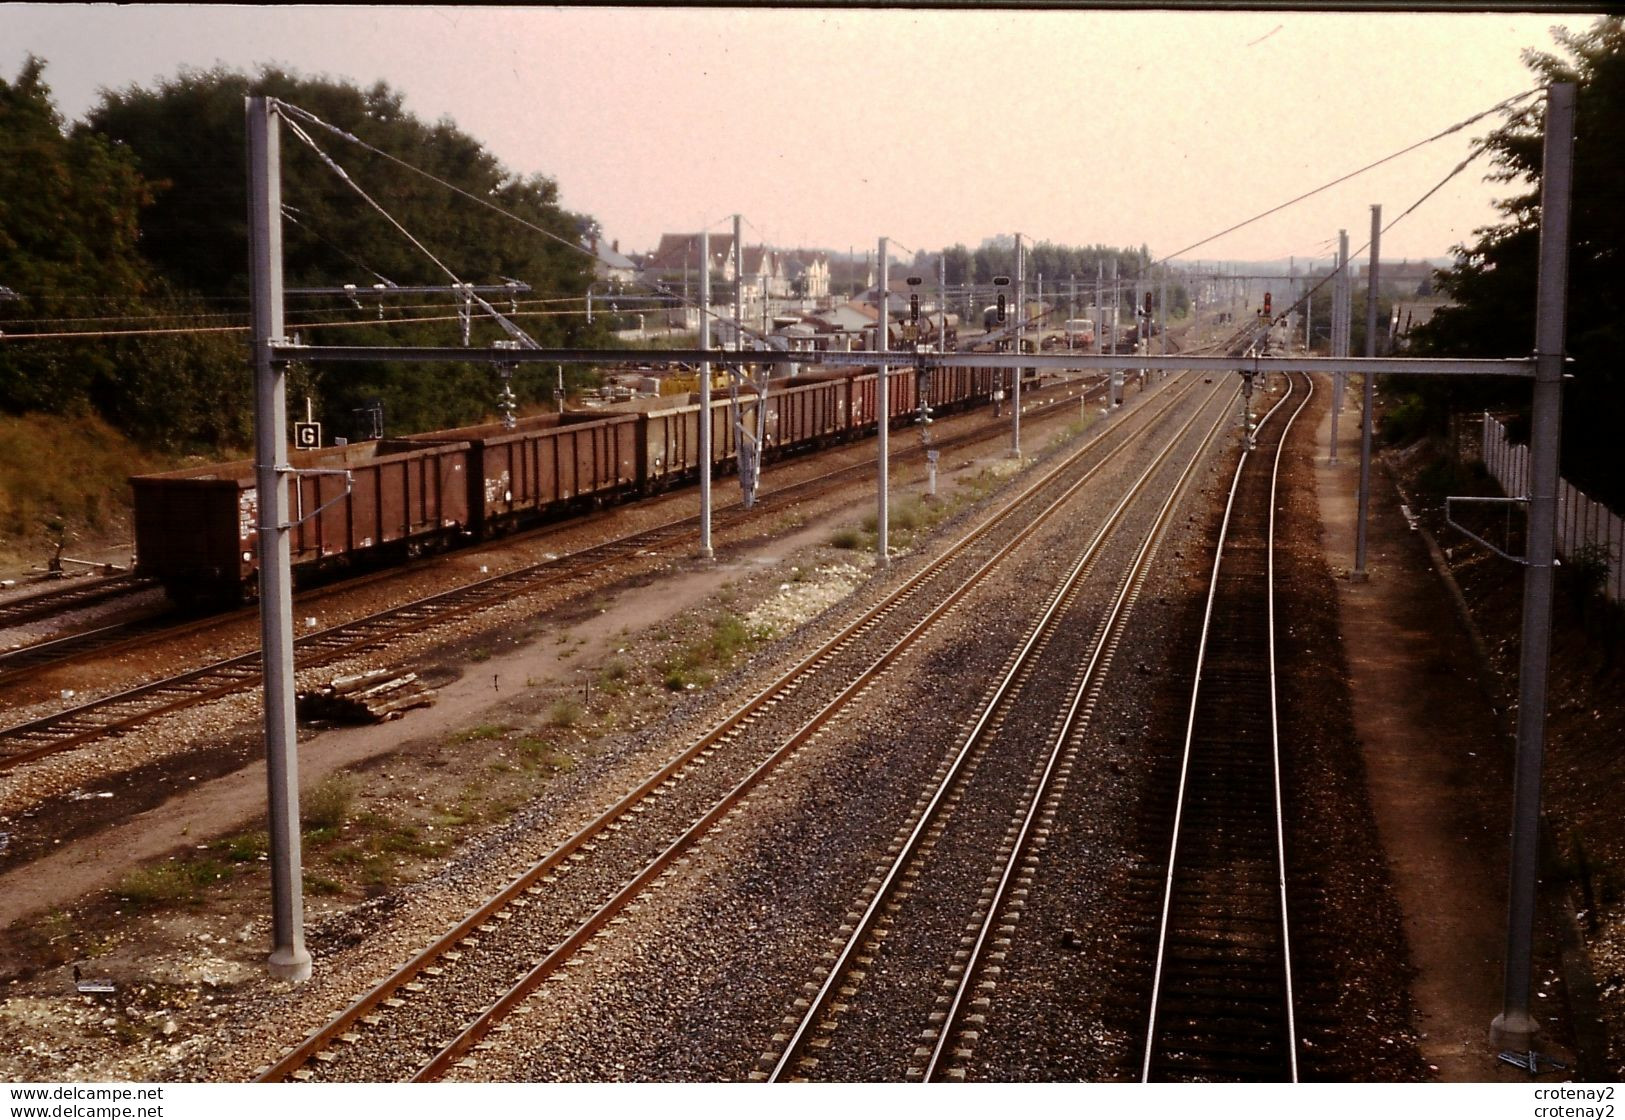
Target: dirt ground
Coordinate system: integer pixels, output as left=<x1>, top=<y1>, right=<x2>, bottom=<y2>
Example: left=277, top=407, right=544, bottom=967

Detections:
left=1315, top=385, right=1546, bottom=1081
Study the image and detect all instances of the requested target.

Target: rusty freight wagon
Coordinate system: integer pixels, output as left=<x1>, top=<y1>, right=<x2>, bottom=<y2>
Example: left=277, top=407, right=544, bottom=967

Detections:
left=564, top=393, right=738, bottom=491
left=407, top=411, right=643, bottom=529
left=564, top=376, right=851, bottom=491
left=131, top=437, right=475, bottom=606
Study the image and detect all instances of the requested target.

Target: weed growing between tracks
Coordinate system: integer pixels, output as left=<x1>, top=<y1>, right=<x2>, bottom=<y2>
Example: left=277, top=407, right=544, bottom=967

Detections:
left=827, top=463, right=1015, bottom=556
left=659, top=613, right=771, bottom=692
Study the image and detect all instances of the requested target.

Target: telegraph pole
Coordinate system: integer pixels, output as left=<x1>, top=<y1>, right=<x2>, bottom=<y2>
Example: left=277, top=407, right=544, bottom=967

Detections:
left=1036, top=272, right=1044, bottom=357
left=733, top=214, right=743, bottom=353
left=1288, top=257, right=1297, bottom=349
left=877, top=237, right=890, bottom=568
left=1069, top=274, right=1077, bottom=353
left=1354, top=205, right=1380, bottom=578
left=1096, top=260, right=1105, bottom=357
left=1109, top=257, right=1122, bottom=406
left=247, top=95, right=311, bottom=984
left=1329, top=229, right=1349, bottom=464
left=1012, top=233, right=1023, bottom=458
left=1494, top=80, right=1576, bottom=1053
left=939, top=254, right=947, bottom=354
left=1159, top=270, right=1168, bottom=360
left=699, top=230, right=713, bottom=560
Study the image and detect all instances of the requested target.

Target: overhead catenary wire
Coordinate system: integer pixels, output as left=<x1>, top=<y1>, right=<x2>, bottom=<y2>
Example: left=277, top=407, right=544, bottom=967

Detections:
left=6, top=91, right=1532, bottom=351
left=272, top=99, right=770, bottom=347
left=282, top=203, right=398, bottom=288
left=0, top=293, right=606, bottom=335
left=1256, top=134, right=1496, bottom=336
left=1155, top=85, right=1543, bottom=268
left=278, top=111, right=543, bottom=350
left=0, top=306, right=660, bottom=342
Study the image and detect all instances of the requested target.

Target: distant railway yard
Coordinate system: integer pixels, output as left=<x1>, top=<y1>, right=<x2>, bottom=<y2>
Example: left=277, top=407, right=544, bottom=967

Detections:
left=1, top=335, right=1617, bottom=1082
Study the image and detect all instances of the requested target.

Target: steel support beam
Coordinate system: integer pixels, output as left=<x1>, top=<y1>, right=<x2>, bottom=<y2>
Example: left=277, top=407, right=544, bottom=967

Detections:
left=1355, top=204, right=1381, bottom=579
left=698, top=231, right=713, bottom=561
left=1493, top=80, right=1576, bottom=1053
left=877, top=237, right=890, bottom=569
left=247, top=95, right=311, bottom=984
left=1012, top=234, right=1024, bottom=458
left=285, top=283, right=529, bottom=297
left=271, top=343, right=1536, bottom=380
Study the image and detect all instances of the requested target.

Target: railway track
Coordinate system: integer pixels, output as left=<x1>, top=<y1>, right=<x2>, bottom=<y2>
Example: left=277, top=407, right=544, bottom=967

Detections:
left=0, top=612, right=185, bottom=680
left=0, top=377, right=1101, bottom=701
left=760, top=371, right=1237, bottom=1082
left=0, top=572, right=153, bottom=630
left=1137, top=367, right=1314, bottom=1082
left=254, top=373, right=1223, bottom=1082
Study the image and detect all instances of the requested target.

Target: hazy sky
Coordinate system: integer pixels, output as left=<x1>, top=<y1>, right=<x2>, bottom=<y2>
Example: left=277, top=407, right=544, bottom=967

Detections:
left=0, top=5, right=1595, bottom=265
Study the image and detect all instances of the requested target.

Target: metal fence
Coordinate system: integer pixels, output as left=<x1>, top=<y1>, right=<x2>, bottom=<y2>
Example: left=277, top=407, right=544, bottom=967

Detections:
left=1481, top=412, right=1625, bottom=602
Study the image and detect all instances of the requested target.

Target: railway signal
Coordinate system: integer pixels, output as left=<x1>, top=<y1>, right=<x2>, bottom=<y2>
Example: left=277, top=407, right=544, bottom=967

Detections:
left=907, top=275, right=922, bottom=325
left=1263, top=291, right=1273, bottom=318
left=993, top=275, right=1010, bottom=323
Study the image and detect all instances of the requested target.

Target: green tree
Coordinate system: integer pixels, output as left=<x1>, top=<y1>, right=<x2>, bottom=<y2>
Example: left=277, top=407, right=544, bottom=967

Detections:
left=87, top=65, right=605, bottom=435
left=0, top=56, right=152, bottom=413
left=1412, top=16, right=1625, bottom=505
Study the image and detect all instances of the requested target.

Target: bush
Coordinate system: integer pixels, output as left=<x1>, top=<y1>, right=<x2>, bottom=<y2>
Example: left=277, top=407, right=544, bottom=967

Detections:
left=116, top=859, right=232, bottom=908
left=302, top=775, right=356, bottom=831
left=1380, top=392, right=1430, bottom=447
left=1564, top=542, right=1613, bottom=608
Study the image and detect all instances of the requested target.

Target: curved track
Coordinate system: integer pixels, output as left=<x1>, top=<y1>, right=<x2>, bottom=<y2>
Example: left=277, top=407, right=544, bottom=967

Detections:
left=1139, top=367, right=1314, bottom=1082
left=762, top=377, right=1238, bottom=1082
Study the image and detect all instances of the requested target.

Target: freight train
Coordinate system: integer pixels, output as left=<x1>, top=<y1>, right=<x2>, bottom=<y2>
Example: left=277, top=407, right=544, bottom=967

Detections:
left=131, top=364, right=1014, bottom=606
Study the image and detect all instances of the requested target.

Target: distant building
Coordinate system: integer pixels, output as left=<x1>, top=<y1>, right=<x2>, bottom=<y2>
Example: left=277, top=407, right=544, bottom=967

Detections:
left=1390, top=298, right=1452, bottom=350
left=587, top=236, right=637, bottom=285
left=782, top=250, right=831, bottom=301
left=640, top=233, right=735, bottom=287
left=1359, top=259, right=1441, bottom=292
left=739, top=245, right=787, bottom=299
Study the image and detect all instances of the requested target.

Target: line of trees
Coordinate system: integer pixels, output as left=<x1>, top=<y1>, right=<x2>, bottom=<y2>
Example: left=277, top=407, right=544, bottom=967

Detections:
left=0, top=58, right=605, bottom=450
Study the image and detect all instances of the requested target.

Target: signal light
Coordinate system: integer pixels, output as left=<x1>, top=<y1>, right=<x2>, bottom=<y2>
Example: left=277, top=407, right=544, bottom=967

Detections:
left=910, top=293, right=920, bottom=323
left=1263, top=291, right=1272, bottom=316
left=996, top=293, right=1007, bottom=323
left=1144, top=290, right=1153, bottom=317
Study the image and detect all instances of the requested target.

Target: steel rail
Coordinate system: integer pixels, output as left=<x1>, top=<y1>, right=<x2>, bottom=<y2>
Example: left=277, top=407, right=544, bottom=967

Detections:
left=0, top=613, right=197, bottom=681
left=1139, top=368, right=1314, bottom=1083
left=417, top=374, right=1222, bottom=1084
left=0, top=574, right=153, bottom=630
left=0, top=383, right=1105, bottom=772
left=260, top=375, right=1198, bottom=1083
left=763, top=378, right=1235, bottom=1082
left=921, top=378, right=1236, bottom=1082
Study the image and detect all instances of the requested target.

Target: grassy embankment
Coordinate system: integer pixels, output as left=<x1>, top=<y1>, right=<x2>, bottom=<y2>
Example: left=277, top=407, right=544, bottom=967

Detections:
left=0, top=413, right=187, bottom=576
